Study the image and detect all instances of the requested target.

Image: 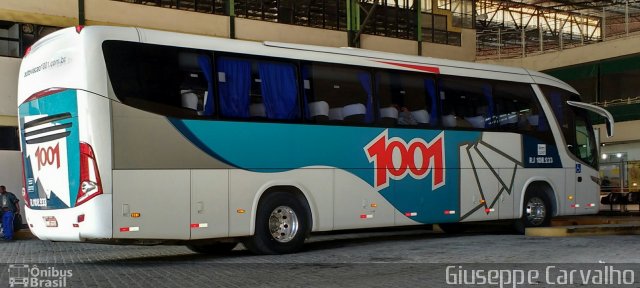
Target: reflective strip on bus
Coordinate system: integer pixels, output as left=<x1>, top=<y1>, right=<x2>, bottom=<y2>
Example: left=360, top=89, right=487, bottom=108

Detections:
left=119, top=227, right=140, bottom=232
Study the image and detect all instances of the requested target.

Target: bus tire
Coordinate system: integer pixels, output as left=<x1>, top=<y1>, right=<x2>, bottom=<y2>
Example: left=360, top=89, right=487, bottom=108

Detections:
left=186, top=242, right=237, bottom=254
left=243, top=192, right=310, bottom=255
left=515, top=190, right=551, bottom=234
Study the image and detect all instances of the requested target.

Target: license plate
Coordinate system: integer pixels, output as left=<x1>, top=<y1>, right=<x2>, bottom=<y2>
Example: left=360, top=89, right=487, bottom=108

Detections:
left=43, top=216, right=58, bottom=227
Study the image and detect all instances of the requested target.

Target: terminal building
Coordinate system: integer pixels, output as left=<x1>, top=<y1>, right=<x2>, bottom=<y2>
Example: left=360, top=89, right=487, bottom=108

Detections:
left=1, top=0, right=639, bottom=214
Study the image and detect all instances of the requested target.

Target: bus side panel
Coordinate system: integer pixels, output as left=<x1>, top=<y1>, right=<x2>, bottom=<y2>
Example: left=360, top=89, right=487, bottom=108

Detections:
left=457, top=132, right=522, bottom=222
left=228, top=168, right=335, bottom=237
left=333, top=168, right=395, bottom=230
left=112, top=170, right=190, bottom=239
left=111, top=102, right=232, bottom=170
left=190, top=169, right=229, bottom=239
left=459, top=145, right=501, bottom=222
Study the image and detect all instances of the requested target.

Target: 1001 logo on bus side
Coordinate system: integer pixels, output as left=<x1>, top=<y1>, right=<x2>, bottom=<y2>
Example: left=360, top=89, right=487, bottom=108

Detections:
left=365, top=130, right=445, bottom=190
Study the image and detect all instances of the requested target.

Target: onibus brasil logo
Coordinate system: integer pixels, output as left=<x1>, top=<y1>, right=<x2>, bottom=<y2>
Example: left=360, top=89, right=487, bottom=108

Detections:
left=8, top=264, right=72, bottom=287
left=365, top=130, right=445, bottom=190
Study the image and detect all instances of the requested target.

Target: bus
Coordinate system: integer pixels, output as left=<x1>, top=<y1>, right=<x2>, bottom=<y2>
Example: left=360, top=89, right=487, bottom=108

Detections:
left=17, top=26, right=613, bottom=254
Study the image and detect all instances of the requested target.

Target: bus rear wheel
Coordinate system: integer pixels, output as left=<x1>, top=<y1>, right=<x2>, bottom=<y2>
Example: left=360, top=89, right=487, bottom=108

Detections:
left=515, top=190, right=551, bottom=234
left=243, top=192, right=310, bottom=255
left=187, top=242, right=238, bottom=254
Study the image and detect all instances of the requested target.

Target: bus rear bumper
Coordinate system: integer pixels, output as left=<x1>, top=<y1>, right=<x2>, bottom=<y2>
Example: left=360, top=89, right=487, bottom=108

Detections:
left=24, top=194, right=112, bottom=241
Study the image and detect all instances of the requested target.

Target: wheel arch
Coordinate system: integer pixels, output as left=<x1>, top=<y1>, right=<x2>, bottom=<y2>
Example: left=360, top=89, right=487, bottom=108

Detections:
left=518, top=178, right=559, bottom=218
left=249, top=181, right=316, bottom=236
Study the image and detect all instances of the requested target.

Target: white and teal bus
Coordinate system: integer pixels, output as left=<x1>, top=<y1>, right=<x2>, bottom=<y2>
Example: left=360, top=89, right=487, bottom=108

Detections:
left=18, top=26, right=613, bottom=254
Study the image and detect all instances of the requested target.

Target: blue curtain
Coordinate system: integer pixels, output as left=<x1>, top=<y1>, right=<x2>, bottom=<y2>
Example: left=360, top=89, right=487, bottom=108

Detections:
left=258, top=62, right=299, bottom=120
left=217, top=58, right=251, bottom=118
left=482, top=84, right=495, bottom=126
left=424, top=79, right=438, bottom=126
left=358, top=72, right=373, bottom=123
left=198, top=55, right=214, bottom=116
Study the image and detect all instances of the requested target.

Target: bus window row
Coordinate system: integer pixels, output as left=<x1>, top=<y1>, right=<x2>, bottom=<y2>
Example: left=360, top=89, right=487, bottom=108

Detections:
left=103, top=41, right=551, bottom=137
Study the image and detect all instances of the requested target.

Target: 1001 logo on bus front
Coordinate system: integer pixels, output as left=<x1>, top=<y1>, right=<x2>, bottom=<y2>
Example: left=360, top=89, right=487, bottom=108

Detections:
left=365, top=130, right=445, bottom=190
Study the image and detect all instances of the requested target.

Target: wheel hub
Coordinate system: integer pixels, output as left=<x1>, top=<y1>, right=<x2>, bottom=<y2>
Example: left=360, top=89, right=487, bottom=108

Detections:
left=525, top=197, right=547, bottom=226
left=268, top=206, right=299, bottom=243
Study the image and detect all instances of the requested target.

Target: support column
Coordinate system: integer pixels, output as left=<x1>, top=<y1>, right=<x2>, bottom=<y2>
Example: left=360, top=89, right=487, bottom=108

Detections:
left=497, top=28, right=501, bottom=59
left=625, top=0, right=629, bottom=36
left=602, top=7, right=606, bottom=41
left=538, top=11, right=543, bottom=52
left=521, top=27, right=525, bottom=58
left=347, top=0, right=360, bottom=47
left=78, top=0, right=85, bottom=25
left=417, top=0, right=422, bottom=56
left=228, top=0, right=235, bottom=39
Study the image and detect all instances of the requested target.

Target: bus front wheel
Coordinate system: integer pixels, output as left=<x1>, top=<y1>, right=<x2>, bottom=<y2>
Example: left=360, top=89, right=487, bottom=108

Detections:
left=243, top=192, right=310, bottom=255
left=515, top=190, right=551, bottom=234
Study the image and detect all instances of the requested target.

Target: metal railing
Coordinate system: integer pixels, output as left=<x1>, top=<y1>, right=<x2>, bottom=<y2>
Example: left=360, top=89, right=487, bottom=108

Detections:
left=113, top=0, right=464, bottom=46
left=476, top=4, right=640, bottom=60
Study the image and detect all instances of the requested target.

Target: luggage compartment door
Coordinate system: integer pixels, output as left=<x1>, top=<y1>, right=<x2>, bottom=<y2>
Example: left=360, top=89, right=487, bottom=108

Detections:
left=190, top=170, right=229, bottom=239
left=113, top=170, right=190, bottom=239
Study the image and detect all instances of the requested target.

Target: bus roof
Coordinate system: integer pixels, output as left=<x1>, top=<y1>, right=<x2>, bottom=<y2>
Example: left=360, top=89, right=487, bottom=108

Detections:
left=20, top=25, right=578, bottom=101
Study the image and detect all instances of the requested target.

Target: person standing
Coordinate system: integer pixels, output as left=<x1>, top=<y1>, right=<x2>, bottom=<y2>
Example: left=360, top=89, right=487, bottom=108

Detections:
left=0, top=185, right=20, bottom=241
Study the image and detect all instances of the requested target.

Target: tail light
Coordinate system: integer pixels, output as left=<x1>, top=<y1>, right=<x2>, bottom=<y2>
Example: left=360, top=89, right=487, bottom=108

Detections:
left=23, top=45, right=32, bottom=57
left=22, top=88, right=68, bottom=104
left=76, top=142, right=102, bottom=206
left=75, top=25, right=85, bottom=34
left=21, top=154, right=30, bottom=208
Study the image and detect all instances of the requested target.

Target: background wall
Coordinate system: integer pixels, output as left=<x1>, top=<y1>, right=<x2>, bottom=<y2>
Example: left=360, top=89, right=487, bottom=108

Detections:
left=235, top=18, right=347, bottom=47
left=0, top=57, right=20, bottom=126
left=0, top=150, right=25, bottom=223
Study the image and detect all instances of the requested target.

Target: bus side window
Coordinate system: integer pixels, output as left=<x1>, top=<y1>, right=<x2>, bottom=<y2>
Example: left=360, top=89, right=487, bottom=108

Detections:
left=439, top=76, right=491, bottom=129
left=178, top=52, right=210, bottom=115
left=375, top=70, right=434, bottom=127
left=304, top=63, right=372, bottom=124
left=494, top=82, right=545, bottom=133
left=492, top=82, right=553, bottom=143
left=104, top=41, right=218, bottom=118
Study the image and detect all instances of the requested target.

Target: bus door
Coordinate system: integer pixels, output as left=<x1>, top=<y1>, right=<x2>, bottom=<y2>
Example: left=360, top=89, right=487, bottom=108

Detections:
left=571, top=108, right=601, bottom=214
left=568, top=101, right=614, bottom=214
